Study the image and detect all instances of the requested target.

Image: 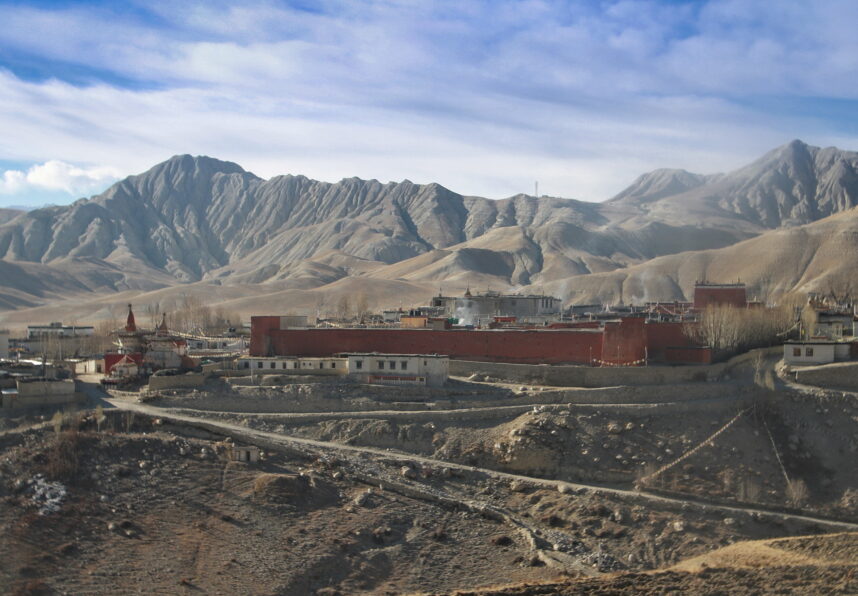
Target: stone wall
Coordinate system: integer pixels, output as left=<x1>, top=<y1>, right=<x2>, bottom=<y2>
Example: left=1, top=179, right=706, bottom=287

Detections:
left=2, top=379, right=81, bottom=410
left=450, top=347, right=781, bottom=388
left=148, top=372, right=209, bottom=391
left=793, top=361, right=858, bottom=391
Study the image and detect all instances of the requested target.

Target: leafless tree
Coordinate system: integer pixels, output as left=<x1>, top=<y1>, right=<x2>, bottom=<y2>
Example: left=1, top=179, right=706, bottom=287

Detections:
left=355, top=292, right=370, bottom=323
left=336, top=295, right=352, bottom=322
left=686, top=303, right=795, bottom=358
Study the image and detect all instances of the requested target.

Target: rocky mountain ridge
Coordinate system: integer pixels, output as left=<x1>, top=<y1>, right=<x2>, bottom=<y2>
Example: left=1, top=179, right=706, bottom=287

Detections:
left=1, top=139, right=858, bottom=320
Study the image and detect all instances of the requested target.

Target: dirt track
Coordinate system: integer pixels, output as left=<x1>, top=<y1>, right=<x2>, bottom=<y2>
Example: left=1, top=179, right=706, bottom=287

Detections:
left=103, top=397, right=858, bottom=533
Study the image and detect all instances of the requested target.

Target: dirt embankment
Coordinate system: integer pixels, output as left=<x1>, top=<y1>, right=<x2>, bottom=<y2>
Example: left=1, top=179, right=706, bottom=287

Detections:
left=218, top=391, right=858, bottom=520
left=2, top=406, right=854, bottom=595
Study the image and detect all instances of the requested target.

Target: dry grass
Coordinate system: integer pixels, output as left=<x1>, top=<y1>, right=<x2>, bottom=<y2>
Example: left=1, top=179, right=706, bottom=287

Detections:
left=786, top=478, right=809, bottom=507
left=44, top=430, right=80, bottom=483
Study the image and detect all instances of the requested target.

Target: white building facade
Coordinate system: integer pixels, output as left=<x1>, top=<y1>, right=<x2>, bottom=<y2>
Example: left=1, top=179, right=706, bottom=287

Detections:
left=346, top=353, right=449, bottom=387
left=784, top=340, right=851, bottom=365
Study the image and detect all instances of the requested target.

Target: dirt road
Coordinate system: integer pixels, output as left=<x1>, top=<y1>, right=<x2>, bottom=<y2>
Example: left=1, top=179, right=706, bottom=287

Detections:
left=102, top=395, right=858, bottom=533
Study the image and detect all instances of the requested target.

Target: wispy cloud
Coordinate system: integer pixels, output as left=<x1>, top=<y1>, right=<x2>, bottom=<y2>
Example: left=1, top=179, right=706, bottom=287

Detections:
left=0, top=160, right=120, bottom=197
left=0, top=0, right=857, bottom=206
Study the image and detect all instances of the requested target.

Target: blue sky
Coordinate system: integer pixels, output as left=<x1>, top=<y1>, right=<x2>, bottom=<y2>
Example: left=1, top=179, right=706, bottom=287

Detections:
left=1, top=0, right=858, bottom=207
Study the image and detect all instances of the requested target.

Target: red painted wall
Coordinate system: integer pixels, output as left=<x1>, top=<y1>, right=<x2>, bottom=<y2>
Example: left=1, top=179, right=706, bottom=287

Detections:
left=250, top=316, right=708, bottom=366
left=645, top=321, right=695, bottom=361
left=664, top=347, right=712, bottom=364
left=253, top=327, right=604, bottom=365
left=693, top=286, right=747, bottom=309
left=250, top=316, right=283, bottom=356
left=602, top=317, right=647, bottom=365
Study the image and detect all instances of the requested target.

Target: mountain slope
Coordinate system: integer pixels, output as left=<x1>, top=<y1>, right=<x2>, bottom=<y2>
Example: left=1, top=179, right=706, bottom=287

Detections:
left=2, top=139, right=858, bottom=319
left=609, top=140, right=858, bottom=230
left=538, top=205, right=858, bottom=305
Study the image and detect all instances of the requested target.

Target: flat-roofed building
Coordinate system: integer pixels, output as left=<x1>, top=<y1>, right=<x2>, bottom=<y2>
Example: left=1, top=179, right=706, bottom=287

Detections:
left=27, top=322, right=95, bottom=339
left=692, top=282, right=747, bottom=310
left=237, top=356, right=348, bottom=376
left=430, top=290, right=562, bottom=325
left=784, top=340, right=851, bottom=365
left=346, top=353, right=448, bottom=387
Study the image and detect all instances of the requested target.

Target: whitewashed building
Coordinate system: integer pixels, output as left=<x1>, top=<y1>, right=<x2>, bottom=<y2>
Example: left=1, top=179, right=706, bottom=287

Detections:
left=27, top=323, right=94, bottom=339
left=237, top=356, right=347, bottom=376
left=346, top=353, right=449, bottom=387
left=784, top=340, right=851, bottom=365
left=236, top=353, right=449, bottom=387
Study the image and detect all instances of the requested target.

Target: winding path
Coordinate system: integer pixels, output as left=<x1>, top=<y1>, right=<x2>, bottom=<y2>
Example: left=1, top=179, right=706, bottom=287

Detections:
left=102, top=394, right=858, bottom=533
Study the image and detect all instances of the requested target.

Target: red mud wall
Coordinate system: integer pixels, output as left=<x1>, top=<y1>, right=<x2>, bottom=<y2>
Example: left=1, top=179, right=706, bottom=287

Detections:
left=665, top=347, right=712, bottom=364
left=645, top=321, right=696, bottom=361
left=602, top=318, right=647, bottom=365
left=250, top=316, right=710, bottom=366
left=250, top=316, right=283, bottom=356
left=254, top=327, right=604, bottom=365
left=693, top=287, right=747, bottom=309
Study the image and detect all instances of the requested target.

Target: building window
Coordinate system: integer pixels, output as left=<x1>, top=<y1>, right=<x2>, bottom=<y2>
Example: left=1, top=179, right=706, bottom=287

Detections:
left=793, top=348, right=801, bottom=357
left=389, top=361, right=396, bottom=370
left=319, top=362, right=324, bottom=369
left=806, top=347, right=814, bottom=357
left=401, top=361, right=408, bottom=370
left=293, top=362, right=298, bottom=369
left=331, top=362, right=336, bottom=368
left=378, top=361, right=384, bottom=370
left=270, top=362, right=276, bottom=369
left=424, top=360, right=428, bottom=366
left=244, top=361, right=250, bottom=369
left=257, top=362, right=262, bottom=369
left=355, top=360, right=363, bottom=369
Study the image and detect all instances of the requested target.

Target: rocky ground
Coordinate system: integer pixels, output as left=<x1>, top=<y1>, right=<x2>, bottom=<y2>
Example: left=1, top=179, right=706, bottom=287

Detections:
left=0, top=414, right=561, bottom=595
left=449, top=532, right=858, bottom=595
left=1, top=404, right=855, bottom=595
left=176, top=388, right=858, bottom=521
left=2, top=353, right=857, bottom=595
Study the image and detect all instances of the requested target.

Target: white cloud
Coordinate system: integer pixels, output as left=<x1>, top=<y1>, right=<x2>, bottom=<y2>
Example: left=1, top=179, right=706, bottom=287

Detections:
left=0, top=160, right=120, bottom=197
left=0, top=1, right=857, bottom=204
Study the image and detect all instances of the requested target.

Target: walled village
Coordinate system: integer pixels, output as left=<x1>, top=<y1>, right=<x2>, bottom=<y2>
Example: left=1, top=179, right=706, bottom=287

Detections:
left=1, top=283, right=857, bottom=594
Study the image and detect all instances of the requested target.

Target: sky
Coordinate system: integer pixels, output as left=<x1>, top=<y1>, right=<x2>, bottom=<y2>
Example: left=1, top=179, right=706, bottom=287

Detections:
left=1, top=0, right=858, bottom=207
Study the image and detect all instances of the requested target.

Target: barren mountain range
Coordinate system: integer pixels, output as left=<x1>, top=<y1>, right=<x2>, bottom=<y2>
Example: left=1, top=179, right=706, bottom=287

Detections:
left=1, top=139, right=858, bottom=327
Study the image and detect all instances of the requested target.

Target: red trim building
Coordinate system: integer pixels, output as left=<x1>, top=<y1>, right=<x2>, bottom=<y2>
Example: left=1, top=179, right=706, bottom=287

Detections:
left=250, top=315, right=711, bottom=365
left=693, top=283, right=748, bottom=310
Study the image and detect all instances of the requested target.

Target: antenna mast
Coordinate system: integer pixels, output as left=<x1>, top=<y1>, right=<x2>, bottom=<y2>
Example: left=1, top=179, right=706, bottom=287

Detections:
left=534, top=181, right=538, bottom=198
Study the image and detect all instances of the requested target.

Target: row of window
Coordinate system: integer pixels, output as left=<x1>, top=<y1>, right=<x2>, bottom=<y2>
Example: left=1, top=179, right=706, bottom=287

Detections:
left=243, top=360, right=340, bottom=370
left=243, top=358, right=434, bottom=371
left=353, top=360, right=410, bottom=371
left=792, top=347, right=814, bottom=357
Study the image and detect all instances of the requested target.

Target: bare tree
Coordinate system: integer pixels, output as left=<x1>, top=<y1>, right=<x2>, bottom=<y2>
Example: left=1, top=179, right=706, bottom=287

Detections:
left=686, top=303, right=795, bottom=358
left=336, top=295, right=352, bottom=322
left=355, top=292, right=370, bottom=323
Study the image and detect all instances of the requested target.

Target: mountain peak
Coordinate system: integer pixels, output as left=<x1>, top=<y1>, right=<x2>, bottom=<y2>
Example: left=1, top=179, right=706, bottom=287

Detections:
left=609, top=168, right=709, bottom=203
left=155, top=154, right=248, bottom=177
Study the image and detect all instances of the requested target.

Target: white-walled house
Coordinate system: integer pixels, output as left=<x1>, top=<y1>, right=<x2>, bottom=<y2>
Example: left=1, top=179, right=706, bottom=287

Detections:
left=346, top=353, right=449, bottom=387
left=784, top=340, right=851, bottom=365
left=237, top=356, right=347, bottom=376
left=236, top=353, right=449, bottom=386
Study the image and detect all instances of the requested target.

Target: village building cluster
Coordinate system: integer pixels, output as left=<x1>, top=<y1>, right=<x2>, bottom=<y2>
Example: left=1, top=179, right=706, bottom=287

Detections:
left=3, top=281, right=858, bottom=411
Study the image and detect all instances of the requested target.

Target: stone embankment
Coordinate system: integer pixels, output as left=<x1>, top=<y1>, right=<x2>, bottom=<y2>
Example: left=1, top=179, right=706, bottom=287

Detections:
left=451, top=347, right=782, bottom=387
left=791, top=361, right=858, bottom=391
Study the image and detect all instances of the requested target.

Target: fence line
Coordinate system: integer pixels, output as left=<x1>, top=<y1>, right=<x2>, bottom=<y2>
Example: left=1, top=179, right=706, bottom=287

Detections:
left=638, top=406, right=750, bottom=486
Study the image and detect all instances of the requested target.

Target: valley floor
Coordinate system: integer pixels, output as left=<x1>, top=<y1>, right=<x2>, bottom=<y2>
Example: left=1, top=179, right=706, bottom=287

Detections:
left=2, top=353, right=857, bottom=594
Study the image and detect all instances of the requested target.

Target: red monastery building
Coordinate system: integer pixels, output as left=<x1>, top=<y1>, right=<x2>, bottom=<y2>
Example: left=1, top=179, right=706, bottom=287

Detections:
left=250, top=315, right=711, bottom=366
left=693, top=282, right=748, bottom=310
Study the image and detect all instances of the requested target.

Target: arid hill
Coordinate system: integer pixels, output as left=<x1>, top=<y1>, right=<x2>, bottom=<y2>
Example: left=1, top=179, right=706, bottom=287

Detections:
left=2, top=139, right=858, bottom=323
